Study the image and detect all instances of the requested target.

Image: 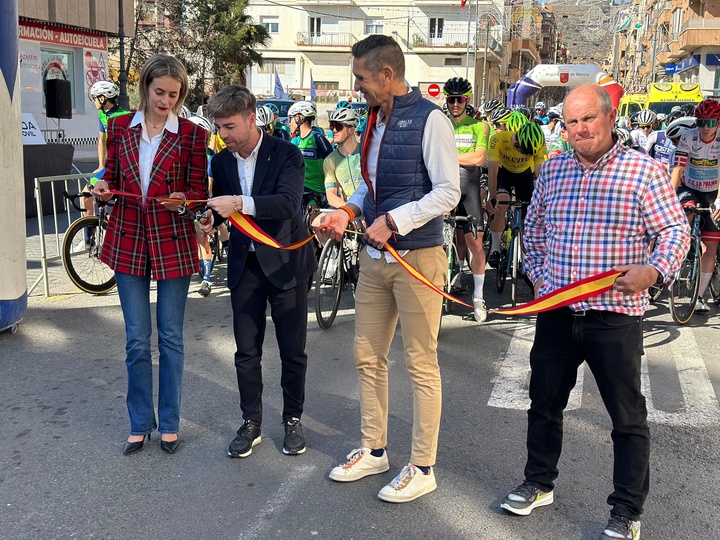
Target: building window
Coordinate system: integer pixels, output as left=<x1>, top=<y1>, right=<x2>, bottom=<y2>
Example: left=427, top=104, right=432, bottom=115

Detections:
left=257, top=59, right=293, bottom=74
left=365, top=19, right=384, bottom=35
left=445, top=58, right=462, bottom=66
left=430, top=18, right=444, bottom=39
left=310, top=17, right=322, bottom=37
left=41, top=48, right=75, bottom=109
left=261, top=17, right=279, bottom=34
left=314, top=81, right=339, bottom=90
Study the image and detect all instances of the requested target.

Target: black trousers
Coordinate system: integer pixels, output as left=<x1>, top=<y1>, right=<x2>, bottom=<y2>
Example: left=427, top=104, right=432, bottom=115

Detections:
left=524, top=307, right=649, bottom=519
left=229, top=252, right=308, bottom=424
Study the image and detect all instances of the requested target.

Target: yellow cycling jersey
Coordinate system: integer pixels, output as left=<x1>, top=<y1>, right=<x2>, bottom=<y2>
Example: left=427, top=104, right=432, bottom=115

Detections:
left=488, top=130, right=547, bottom=174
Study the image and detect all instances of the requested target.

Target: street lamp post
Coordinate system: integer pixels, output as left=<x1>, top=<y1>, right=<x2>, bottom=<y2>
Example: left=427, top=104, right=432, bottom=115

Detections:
left=481, top=20, right=490, bottom=103
left=117, top=0, right=129, bottom=110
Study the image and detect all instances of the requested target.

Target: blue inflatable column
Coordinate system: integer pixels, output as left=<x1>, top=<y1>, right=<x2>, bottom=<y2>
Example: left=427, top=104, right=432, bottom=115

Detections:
left=0, top=0, right=28, bottom=334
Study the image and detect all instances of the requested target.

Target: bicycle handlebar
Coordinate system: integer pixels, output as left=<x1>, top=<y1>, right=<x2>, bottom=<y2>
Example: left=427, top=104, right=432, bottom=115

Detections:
left=444, top=214, right=480, bottom=240
left=62, top=191, right=92, bottom=213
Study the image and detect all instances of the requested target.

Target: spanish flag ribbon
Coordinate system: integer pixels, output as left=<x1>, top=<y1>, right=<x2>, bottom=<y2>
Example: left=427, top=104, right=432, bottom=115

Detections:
left=228, top=210, right=317, bottom=251
left=108, top=190, right=209, bottom=205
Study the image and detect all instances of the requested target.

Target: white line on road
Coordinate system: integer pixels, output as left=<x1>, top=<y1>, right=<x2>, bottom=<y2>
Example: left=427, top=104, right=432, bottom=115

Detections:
left=487, top=321, right=585, bottom=411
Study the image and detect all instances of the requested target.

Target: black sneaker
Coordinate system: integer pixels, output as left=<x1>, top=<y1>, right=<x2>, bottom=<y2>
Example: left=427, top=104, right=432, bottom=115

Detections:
left=228, top=420, right=261, bottom=458
left=599, top=514, right=641, bottom=539
left=282, top=418, right=306, bottom=455
left=500, top=481, right=554, bottom=516
left=488, top=250, right=501, bottom=269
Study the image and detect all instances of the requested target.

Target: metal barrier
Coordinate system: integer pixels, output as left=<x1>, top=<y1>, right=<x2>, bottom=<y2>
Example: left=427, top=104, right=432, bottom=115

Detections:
left=31, top=172, right=94, bottom=297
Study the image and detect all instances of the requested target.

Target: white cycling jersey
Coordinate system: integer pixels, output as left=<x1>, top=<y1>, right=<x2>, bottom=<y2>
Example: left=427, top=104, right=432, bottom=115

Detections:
left=672, top=128, right=720, bottom=192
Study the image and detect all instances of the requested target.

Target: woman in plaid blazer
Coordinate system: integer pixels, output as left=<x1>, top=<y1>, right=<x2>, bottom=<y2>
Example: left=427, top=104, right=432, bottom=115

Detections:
left=93, top=55, right=208, bottom=455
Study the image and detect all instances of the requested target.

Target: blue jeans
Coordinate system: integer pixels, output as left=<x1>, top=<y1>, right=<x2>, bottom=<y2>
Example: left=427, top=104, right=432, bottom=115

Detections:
left=115, top=271, right=191, bottom=435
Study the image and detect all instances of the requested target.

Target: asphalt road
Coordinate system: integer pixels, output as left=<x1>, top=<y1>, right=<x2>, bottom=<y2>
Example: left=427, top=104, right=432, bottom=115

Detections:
left=2, top=248, right=719, bottom=539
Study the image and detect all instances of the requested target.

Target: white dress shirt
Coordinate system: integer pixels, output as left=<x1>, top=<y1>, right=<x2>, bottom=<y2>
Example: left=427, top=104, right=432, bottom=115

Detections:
left=129, top=111, right=179, bottom=198
left=232, top=128, right=264, bottom=250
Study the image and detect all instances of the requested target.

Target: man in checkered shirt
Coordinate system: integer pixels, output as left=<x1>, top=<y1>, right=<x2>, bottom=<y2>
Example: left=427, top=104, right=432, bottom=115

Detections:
left=500, top=84, right=690, bottom=540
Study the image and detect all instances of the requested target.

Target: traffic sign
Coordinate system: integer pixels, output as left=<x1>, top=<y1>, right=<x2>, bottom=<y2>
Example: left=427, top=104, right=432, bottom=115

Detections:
left=428, top=83, right=441, bottom=97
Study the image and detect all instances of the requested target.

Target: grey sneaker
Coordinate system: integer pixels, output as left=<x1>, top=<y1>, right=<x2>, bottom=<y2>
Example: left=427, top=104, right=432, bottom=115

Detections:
left=500, top=481, right=554, bottom=515
left=695, top=297, right=710, bottom=313
left=199, top=280, right=211, bottom=297
left=473, top=297, right=488, bottom=322
left=599, top=514, right=641, bottom=539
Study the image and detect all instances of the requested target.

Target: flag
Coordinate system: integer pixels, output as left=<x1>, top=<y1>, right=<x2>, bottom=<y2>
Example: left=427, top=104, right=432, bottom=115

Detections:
left=310, top=69, right=317, bottom=100
left=461, top=0, right=468, bottom=6
left=274, top=68, right=283, bottom=99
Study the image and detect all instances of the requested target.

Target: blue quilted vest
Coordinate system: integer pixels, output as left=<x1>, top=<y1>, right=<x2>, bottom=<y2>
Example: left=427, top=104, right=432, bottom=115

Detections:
left=362, top=88, right=443, bottom=250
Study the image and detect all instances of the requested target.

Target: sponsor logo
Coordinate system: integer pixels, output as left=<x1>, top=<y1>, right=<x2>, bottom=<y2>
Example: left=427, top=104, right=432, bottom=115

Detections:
left=690, top=158, right=718, bottom=167
left=559, top=67, right=570, bottom=84
left=396, top=119, right=413, bottom=129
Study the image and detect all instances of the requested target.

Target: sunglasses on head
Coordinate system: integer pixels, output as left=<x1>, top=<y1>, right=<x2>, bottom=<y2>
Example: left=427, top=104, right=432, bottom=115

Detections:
left=330, top=122, right=348, bottom=132
left=446, top=96, right=468, bottom=105
left=697, top=118, right=718, bottom=128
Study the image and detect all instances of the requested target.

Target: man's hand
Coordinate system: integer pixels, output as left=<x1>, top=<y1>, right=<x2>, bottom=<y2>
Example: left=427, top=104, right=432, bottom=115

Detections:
left=312, top=210, right=349, bottom=243
left=207, top=195, right=241, bottom=219
left=486, top=196, right=498, bottom=216
left=92, top=180, right=113, bottom=202
left=198, top=209, right=215, bottom=235
left=363, top=215, right=393, bottom=250
left=160, top=192, right=186, bottom=213
left=612, top=264, right=660, bottom=295
left=533, top=277, right=544, bottom=299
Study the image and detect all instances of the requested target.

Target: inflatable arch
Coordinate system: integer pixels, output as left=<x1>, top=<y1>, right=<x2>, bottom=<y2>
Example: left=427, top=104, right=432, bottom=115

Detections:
left=507, top=64, right=624, bottom=108
left=0, top=2, right=27, bottom=334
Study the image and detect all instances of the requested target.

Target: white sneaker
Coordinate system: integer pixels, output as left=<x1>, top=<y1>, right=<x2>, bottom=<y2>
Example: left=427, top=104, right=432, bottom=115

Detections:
left=473, top=297, right=488, bottom=322
left=328, top=447, right=389, bottom=482
left=695, top=297, right=710, bottom=313
left=71, top=240, right=88, bottom=253
left=377, top=463, right=437, bottom=503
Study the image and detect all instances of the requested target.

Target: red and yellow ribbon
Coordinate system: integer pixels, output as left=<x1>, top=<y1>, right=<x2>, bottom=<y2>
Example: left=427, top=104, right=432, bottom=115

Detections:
left=227, top=211, right=317, bottom=251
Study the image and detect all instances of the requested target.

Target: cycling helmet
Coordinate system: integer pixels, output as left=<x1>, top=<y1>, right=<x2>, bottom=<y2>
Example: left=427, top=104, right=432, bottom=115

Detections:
left=535, top=101, right=546, bottom=110
left=656, top=113, right=667, bottom=122
left=670, top=105, right=682, bottom=114
left=515, top=122, right=545, bottom=155
left=506, top=110, right=529, bottom=133
left=354, top=106, right=369, bottom=117
left=465, top=104, right=476, bottom=117
left=512, top=105, right=532, bottom=119
left=547, top=111, right=561, bottom=121
left=680, top=103, right=697, bottom=117
left=443, top=77, right=473, bottom=97
left=265, top=103, right=280, bottom=115
left=665, top=116, right=696, bottom=139
left=694, top=99, right=720, bottom=120
left=287, top=101, right=316, bottom=119
left=442, top=103, right=449, bottom=115
left=336, top=100, right=351, bottom=109
left=356, top=115, right=368, bottom=134
left=255, top=105, right=274, bottom=127
left=328, top=107, right=358, bottom=127
left=90, top=80, right=119, bottom=100
left=481, top=99, right=503, bottom=116
left=188, top=114, right=214, bottom=132
left=490, top=106, right=513, bottom=124
left=180, top=105, right=192, bottom=118
left=614, top=128, right=631, bottom=146
left=635, top=109, right=656, bottom=126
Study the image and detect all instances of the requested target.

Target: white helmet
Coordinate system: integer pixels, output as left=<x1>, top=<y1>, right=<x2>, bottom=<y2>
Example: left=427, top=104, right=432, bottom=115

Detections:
left=255, top=105, right=274, bottom=127
left=90, top=80, right=119, bottom=100
left=656, top=113, right=667, bottom=122
left=535, top=101, right=546, bottom=110
left=187, top=115, right=213, bottom=132
left=636, top=109, right=657, bottom=126
left=328, top=107, right=358, bottom=127
left=180, top=105, right=192, bottom=119
left=287, top=101, right=316, bottom=119
left=665, top=116, right=696, bottom=140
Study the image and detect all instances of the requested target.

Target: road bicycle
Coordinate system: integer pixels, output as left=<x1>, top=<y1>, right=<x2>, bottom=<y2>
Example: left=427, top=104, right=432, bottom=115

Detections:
left=61, top=191, right=116, bottom=294
left=670, top=206, right=720, bottom=324
left=494, top=199, right=532, bottom=307
left=441, top=211, right=481, bottom=316
left=314, top=218, right=365, bottom=329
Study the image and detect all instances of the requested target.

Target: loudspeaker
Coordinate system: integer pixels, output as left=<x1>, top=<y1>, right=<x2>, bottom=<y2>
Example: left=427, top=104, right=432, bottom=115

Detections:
left=45, top=79, right=72, bottom=119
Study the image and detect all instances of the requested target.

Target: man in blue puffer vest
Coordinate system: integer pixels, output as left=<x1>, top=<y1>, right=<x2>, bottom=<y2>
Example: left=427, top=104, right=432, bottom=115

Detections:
left=316, top=34, right=460, bottom=503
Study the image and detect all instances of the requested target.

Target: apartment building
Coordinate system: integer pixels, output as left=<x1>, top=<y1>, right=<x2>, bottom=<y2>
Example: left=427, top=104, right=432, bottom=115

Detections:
left=244, top=0, right=508, bottom=107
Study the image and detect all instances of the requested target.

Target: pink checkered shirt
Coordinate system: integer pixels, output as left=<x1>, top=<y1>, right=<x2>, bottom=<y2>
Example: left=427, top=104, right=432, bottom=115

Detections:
left=525, top=142, right=690, bottom=316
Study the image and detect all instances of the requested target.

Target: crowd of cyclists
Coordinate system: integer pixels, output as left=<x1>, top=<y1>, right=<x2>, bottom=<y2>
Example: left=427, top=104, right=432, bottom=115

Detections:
left=87, top=77, right=720, bottom=318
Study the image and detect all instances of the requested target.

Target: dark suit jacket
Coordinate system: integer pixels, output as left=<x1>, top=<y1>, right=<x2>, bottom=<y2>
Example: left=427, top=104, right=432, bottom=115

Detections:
left=211, top=132, right=317, bottom=290
left=101, top=114, right=209, bottom=279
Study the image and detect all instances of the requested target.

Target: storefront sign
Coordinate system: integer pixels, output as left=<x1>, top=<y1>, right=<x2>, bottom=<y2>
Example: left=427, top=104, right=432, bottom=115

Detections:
left=19, top=21, right=106, bottom=51
left=22, top=113, right=46, bottom=145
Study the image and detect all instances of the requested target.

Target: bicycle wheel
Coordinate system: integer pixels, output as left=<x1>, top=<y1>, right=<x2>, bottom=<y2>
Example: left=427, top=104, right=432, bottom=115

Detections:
left=62, top=215, right=116, bottom=294
left=670, top=237, right=701, bottom=324
left=708, top=256, right=720, bottom=304
left=444, top=242, right=460, bottom=314
left=510, top=228, right=522, bottom=307
left=213, top=231, right=225, bottom=263
left=315, top=239, right=344, bottom=329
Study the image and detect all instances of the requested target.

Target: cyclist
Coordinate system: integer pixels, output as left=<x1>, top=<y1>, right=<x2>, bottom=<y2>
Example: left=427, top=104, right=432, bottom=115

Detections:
left=288, top=101, right=333, bottom=202
left=665, top=116, right=696, bottom=174
left=479, top=99, right=503, bottom=121
left=443, top=76, right=494, bottom=322
left=542, top=109, right=562, bottom=152
left=630, top=109, right=656, bottom=152
left=644, top=115, right=676, bottom=171
left=256, top=104, right=284, bottom=140
left=486, top=114, right=547, bottom=269
left=324, top=107, right=362, bottom=209
left=671, top=99, right=720, bottom=312
left=533, top=102, right=549, bottom=125
left=549, top=121, right=572, bottom=157
left=265, top=103, right=292, bottom=141
left=489, top=106, right=513, bottom=132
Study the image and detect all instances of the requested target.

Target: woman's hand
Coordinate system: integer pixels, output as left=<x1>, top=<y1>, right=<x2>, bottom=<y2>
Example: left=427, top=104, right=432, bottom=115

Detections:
left=161, top=192, right=187, bottom=213
left=92, top=180, right=113, bottom=203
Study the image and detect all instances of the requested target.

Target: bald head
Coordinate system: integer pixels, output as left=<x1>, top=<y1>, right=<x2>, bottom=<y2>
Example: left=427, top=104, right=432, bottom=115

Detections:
left=563, top=84, right=617, bottom=167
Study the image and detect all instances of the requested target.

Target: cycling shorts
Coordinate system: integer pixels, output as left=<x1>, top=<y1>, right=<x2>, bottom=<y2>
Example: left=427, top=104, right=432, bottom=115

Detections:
left=457, top=175, right=485, bottom=234
left=497, top=167, right=534, bottom=214
left=676, top=185, right=720, bottom=242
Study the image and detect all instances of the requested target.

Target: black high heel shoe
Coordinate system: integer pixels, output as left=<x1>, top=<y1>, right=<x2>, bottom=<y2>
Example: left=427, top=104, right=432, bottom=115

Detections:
left=160, top=437, right=180, bottom=454
left=123, top=433, right=150, bottom=455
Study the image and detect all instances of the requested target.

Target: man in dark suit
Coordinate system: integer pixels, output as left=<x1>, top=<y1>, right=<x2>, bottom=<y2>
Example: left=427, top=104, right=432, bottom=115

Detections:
left=202, top=85, right=317, bottom=457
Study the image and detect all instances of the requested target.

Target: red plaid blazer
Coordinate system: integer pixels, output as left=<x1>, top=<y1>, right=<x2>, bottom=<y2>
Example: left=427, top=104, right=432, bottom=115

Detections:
left=100, top=114, right=209, bottom=280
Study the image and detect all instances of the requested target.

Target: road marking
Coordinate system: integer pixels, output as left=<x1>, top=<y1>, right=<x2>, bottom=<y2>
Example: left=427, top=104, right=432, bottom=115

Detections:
left=238, top=464, right=316, bottom=540
left=487, top=321, right=584, bottom=411
left=642, top=325, right=720, bottom=426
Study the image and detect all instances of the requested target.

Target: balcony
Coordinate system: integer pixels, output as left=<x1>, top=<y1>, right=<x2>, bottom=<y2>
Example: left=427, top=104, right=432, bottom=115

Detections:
left=411, top=33, right=475, bottom=49
left=295, top=32, right=358, bottom=51
left=296, top=0, right=354, bottom=4
left=678, top=18, right=720, bottom=53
